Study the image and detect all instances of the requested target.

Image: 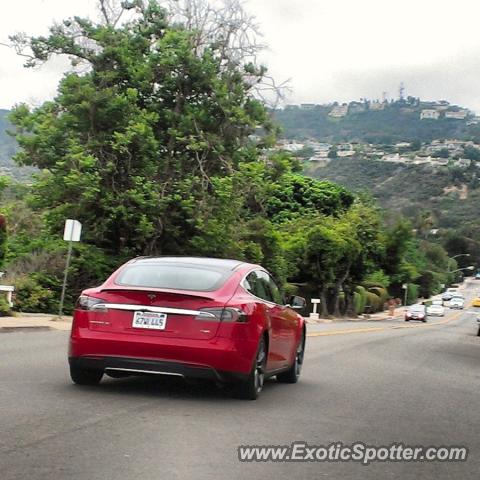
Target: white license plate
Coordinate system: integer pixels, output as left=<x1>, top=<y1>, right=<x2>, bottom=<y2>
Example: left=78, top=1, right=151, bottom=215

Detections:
left=132, top=311, right=167, bottom=330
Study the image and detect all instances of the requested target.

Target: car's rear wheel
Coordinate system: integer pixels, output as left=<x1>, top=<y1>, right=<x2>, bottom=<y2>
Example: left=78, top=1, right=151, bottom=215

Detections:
left=70, top=365, right=103, bottom=385
left=277, top=329, right=305, bottom=384
left=234, top=337, right=266, bottom=400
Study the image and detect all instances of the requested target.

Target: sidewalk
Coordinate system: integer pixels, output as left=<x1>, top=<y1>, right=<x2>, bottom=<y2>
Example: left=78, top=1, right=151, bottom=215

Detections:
left=0, top=314, right=72, bottom=332
left=0, top=310, right=399, bottom=331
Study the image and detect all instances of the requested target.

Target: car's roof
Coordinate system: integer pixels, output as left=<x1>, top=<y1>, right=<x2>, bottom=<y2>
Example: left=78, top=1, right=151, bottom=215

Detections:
left=129, top=256, right=254, bottom=272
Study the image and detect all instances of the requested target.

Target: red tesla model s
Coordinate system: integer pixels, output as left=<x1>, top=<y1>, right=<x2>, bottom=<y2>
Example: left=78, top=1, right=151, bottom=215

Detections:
left=69, top=257, right=306, bottom=399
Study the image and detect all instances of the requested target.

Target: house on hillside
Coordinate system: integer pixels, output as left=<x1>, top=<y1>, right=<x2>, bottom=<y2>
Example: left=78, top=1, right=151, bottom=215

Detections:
left=279, top=141, right=304, bottom=152
left=420, top=109, right=440, bottom=120
left=329, top=104, right=348, bottom=117
left=300, top=103, right=316, bottom=110
left=445, top=110, right=468, bottom=120
left=349, top=102, right=366, bottom=113
left=309, top=142, right=332, bottom=153
left=369, top=101, right=385, bottom=111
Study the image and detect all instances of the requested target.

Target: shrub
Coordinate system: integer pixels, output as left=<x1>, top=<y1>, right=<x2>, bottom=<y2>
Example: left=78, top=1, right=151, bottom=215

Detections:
left=364, top=270, right=391, bottom=288
left=407, top=284, right=419, bottom=305
left=0, top=214, right=6, bottom=269
left=366, top=291, right=382, bottom=312
left=369, top=286, right=389, bottom=305
left=11, top=274, right=59, bottom=314
left=355, top=286, right=368, bottom=314
left=0, top=295, right=11, bottom=316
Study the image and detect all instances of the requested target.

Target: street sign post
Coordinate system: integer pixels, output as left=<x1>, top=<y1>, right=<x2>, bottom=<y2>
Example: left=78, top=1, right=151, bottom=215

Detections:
left=59, top=219, right=82, bottom=317
left=310, top=298, right=321, bottom=320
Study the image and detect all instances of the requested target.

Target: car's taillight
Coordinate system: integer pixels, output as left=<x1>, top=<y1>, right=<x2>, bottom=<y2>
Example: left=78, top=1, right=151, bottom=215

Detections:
left=75, top=295, right=106, bottom=311
left=194, top=307, right=248, bottom=323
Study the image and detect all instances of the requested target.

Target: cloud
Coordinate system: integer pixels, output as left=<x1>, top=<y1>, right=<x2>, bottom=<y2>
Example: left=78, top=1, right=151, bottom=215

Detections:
left=318, top=50, right=480, bottom=112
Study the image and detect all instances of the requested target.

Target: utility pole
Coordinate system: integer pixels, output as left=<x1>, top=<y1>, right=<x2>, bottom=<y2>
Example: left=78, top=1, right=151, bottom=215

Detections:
left=402, top=283, right=408, bottom=306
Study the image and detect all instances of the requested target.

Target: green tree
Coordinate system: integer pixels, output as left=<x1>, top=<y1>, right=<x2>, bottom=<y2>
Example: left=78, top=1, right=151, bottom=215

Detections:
left=328, top=146, right=338, bottom=159
left=0, top=214, right=6, bottom=270
left=9, top=1, right=274, bottom=257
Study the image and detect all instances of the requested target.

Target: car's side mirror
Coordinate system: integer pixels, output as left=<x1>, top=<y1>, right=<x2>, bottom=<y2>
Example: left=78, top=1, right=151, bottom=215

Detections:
left=288, top=295, right=306, bottom=312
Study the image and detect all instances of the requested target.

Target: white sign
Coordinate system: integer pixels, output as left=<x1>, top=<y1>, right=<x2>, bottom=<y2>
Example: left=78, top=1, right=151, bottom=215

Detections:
left=402, top=284, right=408, bottom=289
left=311, top=299, right=321, bottom=304
left=63, top=219, right=82, bottom=242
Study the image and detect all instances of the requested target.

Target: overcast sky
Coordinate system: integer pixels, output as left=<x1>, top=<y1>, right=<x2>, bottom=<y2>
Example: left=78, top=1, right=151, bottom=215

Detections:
left=1, top=0, right=480, bottom=111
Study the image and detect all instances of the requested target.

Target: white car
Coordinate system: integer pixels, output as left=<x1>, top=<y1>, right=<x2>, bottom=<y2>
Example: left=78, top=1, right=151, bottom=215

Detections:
left=449, top=296, right=465, bottom=309
left=427, top=304, right=445, bottom=316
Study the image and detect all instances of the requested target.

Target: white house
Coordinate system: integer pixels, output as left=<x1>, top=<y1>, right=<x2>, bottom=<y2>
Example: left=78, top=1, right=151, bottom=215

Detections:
left=445, top=110, right=468, bottom=120
left=420, top=109, right=440, bottom=120
left=329, top=105, right=348, bottom=118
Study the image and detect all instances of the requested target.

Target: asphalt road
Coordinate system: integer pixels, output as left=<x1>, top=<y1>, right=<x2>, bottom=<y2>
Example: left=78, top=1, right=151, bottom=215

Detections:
left=1, top=283, right=479, bottom=480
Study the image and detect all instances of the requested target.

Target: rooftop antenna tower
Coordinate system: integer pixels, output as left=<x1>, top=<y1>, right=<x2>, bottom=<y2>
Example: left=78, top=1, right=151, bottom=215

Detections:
left=399, top=82, right=405, bottom=101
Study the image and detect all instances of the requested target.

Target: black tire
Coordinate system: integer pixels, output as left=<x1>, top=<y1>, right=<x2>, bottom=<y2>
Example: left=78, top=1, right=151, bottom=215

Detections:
left=70, top=365, right=103, bottom=385
left=422, top=319, right=427, bottom=323
left=277, top=329, right=305, bottom=384
left=234, top=337, right=267, bottom=400
left=477, top=327, right=480, bottom=337
left=405, top=318, right=410, bottom=322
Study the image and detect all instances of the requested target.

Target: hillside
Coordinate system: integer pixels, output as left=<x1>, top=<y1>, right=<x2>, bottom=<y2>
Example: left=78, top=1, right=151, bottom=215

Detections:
left=307, top=157, right=480, bottom=234
left=0, top=110, right=17, bottom=172
left=274, top=101, right=480, bottom=144
left=0, top=110, right=36, bottom=181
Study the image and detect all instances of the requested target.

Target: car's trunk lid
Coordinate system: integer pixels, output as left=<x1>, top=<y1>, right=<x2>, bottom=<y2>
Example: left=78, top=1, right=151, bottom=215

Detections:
left=88, top=288, right=225, bottom=340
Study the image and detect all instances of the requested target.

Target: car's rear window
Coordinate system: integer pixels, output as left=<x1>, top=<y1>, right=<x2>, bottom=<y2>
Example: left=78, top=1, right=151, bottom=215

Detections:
left=115, top=264, right=231, bottom=291
left=409, top=305, right=425, bottom=312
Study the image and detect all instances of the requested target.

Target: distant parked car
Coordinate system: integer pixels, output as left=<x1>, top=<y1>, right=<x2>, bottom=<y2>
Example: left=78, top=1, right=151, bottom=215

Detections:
left=427, top=303, right=445, bottom=316
left=449, top=296, right=465, bottom=309
left=475, top=273, right=480, bottom=280
left=405, top=304, right=427, bottom=322
left=68, top=256, right=307, bottom=400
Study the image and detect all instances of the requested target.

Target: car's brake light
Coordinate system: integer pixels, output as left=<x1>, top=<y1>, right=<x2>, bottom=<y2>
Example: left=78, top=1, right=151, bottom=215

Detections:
left=75, top=295, right=106, bottom=311
left=194, top=307, right=248, bottom=323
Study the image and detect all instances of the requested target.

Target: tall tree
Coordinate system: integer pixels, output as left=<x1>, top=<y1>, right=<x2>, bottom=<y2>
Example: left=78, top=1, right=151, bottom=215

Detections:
left=9, top=0, right=274, bottom=256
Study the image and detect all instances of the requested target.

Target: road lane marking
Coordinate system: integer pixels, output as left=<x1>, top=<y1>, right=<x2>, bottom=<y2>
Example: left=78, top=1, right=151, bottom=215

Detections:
left=307, top=311, right=464, bottom=337
left=391, top=312, right=462, bottom=329
left=307, top=327, right=386, bottom=337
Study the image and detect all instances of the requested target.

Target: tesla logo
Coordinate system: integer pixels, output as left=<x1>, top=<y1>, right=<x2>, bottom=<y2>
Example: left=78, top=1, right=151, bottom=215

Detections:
left=148, top=294, right=156, bottom=302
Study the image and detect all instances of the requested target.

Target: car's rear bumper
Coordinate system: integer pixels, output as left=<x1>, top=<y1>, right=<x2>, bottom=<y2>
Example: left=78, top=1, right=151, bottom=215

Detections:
left=69, top=330, right=258, bottom=378
left=69, top=355, right=248, bottom=383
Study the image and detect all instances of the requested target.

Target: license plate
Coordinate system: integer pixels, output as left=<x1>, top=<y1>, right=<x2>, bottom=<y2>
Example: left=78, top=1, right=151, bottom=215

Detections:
left=132, top=311, right=167, bottom=330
